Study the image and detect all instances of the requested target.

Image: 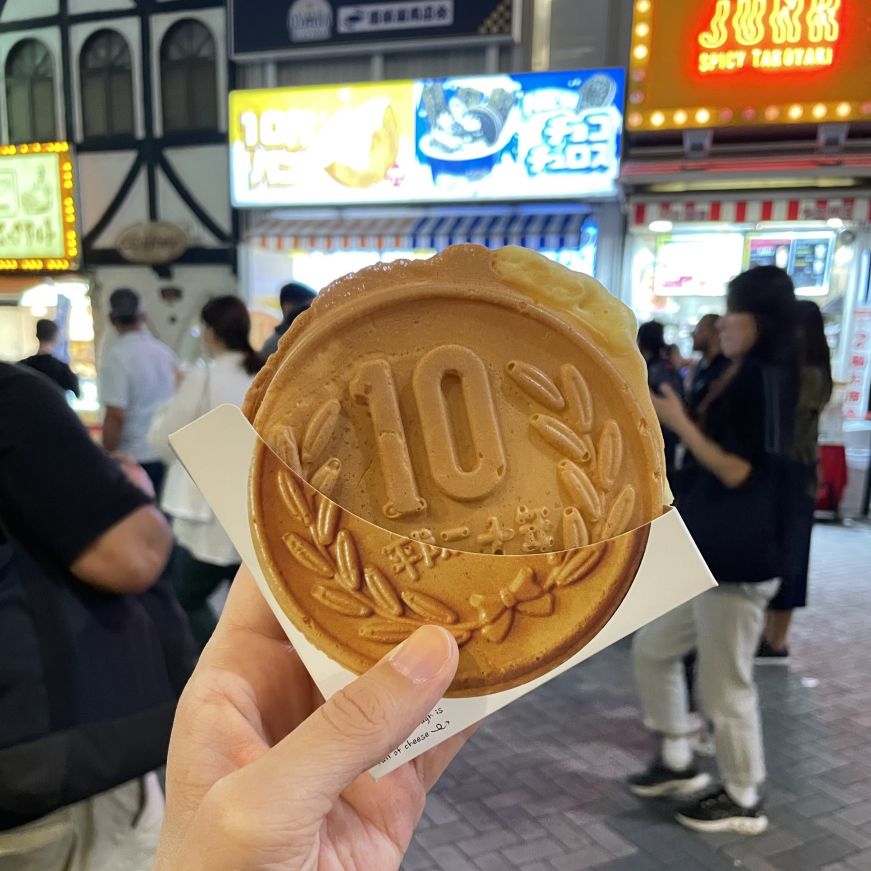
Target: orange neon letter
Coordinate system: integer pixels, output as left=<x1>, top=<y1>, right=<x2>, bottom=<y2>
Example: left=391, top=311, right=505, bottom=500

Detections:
left=806, top=0, right=841, bottom=42
left=733, top=0, right=768, bottom=45
left=699, top=0, right=732, bottom=48
left=770, top=0, right=805, bottom=43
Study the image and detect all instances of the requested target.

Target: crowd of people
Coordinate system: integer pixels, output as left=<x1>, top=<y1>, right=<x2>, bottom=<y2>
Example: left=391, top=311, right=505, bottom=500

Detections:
left=632, top=266, right=832, bottom=834
left=0, top=264, right=834, bottom=867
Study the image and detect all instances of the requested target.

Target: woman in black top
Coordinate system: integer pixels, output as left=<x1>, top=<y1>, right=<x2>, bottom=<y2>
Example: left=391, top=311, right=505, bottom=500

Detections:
left=628, top=267, right=797, bottom=836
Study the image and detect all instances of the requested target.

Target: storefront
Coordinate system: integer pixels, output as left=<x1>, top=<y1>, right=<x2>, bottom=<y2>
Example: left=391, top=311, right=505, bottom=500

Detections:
left=229, top=67, right=627, bottom=314
left=622, top=0, right=871, bottom=513
left=624, top=193, right=871, bottom=384
left=0, top=142, right=98, bottom=422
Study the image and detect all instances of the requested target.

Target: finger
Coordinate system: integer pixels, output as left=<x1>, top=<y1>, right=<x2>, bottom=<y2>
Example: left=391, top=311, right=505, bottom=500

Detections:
left=210, top=563, right=288, bottom=644
left=239, top=625, right=458, bottom=818
left=658, top=382, right=677, bottom=400
left=202, top=566, right=319, bottom=739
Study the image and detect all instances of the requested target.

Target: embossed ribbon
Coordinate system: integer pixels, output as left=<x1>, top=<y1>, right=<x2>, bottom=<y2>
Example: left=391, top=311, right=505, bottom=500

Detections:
left=469, top=567, right=555, bottom=643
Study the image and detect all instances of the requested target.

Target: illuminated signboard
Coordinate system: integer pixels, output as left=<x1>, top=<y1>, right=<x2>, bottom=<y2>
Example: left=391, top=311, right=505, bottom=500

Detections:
left=0, top=142, right=79, bottom=271
left=628, top=0, right=871, bottom=131
left=229, top=68, right=624, bottom=207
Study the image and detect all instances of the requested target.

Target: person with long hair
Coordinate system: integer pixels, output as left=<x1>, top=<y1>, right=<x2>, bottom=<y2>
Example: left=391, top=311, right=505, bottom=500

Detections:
left=758, top=300, right=832, bottom=663
left=628, top=266, right=797, bottom=835
left=150, top=296, right=264, bottom=647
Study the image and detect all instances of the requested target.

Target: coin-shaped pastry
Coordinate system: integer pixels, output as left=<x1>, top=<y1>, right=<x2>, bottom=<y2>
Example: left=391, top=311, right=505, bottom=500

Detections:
left=245, top=245, right=667, bottom=695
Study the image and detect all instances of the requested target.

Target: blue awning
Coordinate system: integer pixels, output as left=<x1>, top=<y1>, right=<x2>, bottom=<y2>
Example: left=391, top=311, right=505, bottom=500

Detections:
left=248, top=207, right=591, bottom=253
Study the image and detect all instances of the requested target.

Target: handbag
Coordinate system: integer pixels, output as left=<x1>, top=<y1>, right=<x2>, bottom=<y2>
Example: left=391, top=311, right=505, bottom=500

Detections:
left=160, top=365, right=214, bottom=523
left=0, top=535, right=196, bottom=829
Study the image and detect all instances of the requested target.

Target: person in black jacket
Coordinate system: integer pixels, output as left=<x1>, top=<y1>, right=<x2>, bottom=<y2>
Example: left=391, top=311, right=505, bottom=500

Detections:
left=0, top=363, right=196, bottom=869
left=628, top=267, right=797, bottom=836
left=259, top=281, right=317, bottom=361
left=19, top=319, right=80, bottom=397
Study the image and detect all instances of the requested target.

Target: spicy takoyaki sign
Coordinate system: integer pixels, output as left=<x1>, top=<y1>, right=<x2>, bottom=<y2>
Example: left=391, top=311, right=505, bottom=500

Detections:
left=628, top=0, right=871, bottom=131
left=229, top=68, right=624, bottom=207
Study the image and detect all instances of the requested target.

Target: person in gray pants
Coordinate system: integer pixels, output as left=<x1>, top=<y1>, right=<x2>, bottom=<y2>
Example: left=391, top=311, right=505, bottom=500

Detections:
left=628, top=266, right=798, bottom=836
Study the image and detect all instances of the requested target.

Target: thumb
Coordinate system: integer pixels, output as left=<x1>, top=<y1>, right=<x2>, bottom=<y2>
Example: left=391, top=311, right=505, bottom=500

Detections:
left=254, top=624, right=457, bottom=808
left=658, top=382, right=677, bottom=400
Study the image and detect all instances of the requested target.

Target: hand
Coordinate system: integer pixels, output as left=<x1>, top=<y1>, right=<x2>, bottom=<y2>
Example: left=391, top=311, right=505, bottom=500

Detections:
left=113, top=452, right=155, bottom=498
left=154, top=566, right=470, bottom=871
left=650, top=383, right=688, bottom=433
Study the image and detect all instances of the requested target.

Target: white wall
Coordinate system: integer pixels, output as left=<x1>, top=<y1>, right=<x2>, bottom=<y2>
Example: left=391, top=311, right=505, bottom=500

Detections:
left=92, top=263, right=238, bottom=352
left=0, top=0, right=59, bottom=23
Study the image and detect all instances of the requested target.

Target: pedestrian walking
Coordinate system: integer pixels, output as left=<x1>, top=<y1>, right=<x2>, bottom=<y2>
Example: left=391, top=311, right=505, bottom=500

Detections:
left=259, top=281, right=316, bottom=361
left=758, top=300, right=833, bottom=663
left=99, top=288, right=177, bottom=496
left=150, top=296, right=264, bottom=648
left=686, top=314, right=730, bottom=417
left=628, top=266, right=798, bottom=835
left=19, top=319, right=80, bottom=397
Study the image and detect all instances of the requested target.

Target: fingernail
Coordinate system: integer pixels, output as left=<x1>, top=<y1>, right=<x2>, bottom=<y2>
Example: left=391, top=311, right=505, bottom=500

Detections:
left=388, top=625, right=455, bottom=685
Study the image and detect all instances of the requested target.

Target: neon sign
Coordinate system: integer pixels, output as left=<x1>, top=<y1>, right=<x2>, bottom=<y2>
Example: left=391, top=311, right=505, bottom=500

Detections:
left=0, top=142, right=79, bottom=271
left=697, top=0, right=841, bottom=74
left=627, top=0, right=869, bottom=131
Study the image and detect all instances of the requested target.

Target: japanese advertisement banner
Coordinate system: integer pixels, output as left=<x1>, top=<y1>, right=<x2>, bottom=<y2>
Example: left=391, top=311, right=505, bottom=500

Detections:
left=229, top=68, right=625, bottom=207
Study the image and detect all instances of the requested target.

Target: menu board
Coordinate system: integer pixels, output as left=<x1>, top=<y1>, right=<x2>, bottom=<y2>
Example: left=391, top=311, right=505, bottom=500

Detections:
left=747, top=238, right=791, bottom=270
left=744, top=234, right=834, bottom=296
left=790, top=237, right=833, bottom=293
left=229, top=68, right=624, bottom=206
left=0, top=143, right=79, bottom=271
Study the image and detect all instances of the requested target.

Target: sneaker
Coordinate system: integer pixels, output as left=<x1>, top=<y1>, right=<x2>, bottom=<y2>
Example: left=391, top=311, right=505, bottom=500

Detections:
left=675, top=788, right=768, bottom=835
left=755, top=639, right=790, bottom=665
left=627, top=759, right=712, bottom=798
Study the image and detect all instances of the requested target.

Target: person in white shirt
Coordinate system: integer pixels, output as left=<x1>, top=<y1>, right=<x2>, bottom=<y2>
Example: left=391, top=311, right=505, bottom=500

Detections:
left=99, top=288, right=177, bottom=495
left=149, top=296, right=263, bottom=647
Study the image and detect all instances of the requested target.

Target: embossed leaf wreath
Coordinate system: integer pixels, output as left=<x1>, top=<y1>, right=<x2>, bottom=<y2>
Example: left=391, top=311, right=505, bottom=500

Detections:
left=268, top=361, right=631, bottom=647
left=505, top=360, right=637, bottom=548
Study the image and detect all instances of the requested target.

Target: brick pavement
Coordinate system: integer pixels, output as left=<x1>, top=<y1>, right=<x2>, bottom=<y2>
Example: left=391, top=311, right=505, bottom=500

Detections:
left=404, top=522, right=871, bottom=871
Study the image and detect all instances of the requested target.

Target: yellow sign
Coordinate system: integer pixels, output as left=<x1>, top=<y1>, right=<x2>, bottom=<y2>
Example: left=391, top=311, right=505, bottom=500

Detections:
left=0, top=142, right=79, bottom=271
left=229, top=82, right=415, bottom=207
left=628, top=0, right=870, bottom=131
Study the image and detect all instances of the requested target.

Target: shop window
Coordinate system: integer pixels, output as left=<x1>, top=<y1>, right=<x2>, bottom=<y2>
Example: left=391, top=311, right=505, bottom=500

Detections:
left=5, top=39, right=57, bottom=143
left=80, top=29, right=135, bottom=139
left=160, top=19, right=218, bottom=134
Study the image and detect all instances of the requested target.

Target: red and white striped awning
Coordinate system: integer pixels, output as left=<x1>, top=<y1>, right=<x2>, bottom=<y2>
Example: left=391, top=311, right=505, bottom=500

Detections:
left=629, top=195, right=871, bottom=228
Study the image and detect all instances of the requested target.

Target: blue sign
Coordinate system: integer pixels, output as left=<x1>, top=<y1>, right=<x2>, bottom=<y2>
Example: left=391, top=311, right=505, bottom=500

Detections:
left=414, top=69, right=624, bottom=201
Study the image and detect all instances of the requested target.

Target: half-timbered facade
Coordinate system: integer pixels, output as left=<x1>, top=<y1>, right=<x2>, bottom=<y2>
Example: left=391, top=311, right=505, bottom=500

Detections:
left=0, top=0, right=234, bottom=351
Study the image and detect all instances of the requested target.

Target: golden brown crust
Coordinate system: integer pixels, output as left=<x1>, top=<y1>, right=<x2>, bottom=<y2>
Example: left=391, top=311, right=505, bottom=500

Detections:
left=250, top=442, right=650, bottom=697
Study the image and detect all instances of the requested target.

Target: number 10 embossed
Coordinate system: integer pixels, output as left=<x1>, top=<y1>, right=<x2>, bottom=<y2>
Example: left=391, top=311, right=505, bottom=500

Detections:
left=350, top=345, right=507, bottom=519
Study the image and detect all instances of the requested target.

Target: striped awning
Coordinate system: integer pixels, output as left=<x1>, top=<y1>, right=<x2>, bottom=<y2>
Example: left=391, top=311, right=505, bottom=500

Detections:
left=247, top=209, right=591, bottom=253
left=629, top=194, right=871, bottom=228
